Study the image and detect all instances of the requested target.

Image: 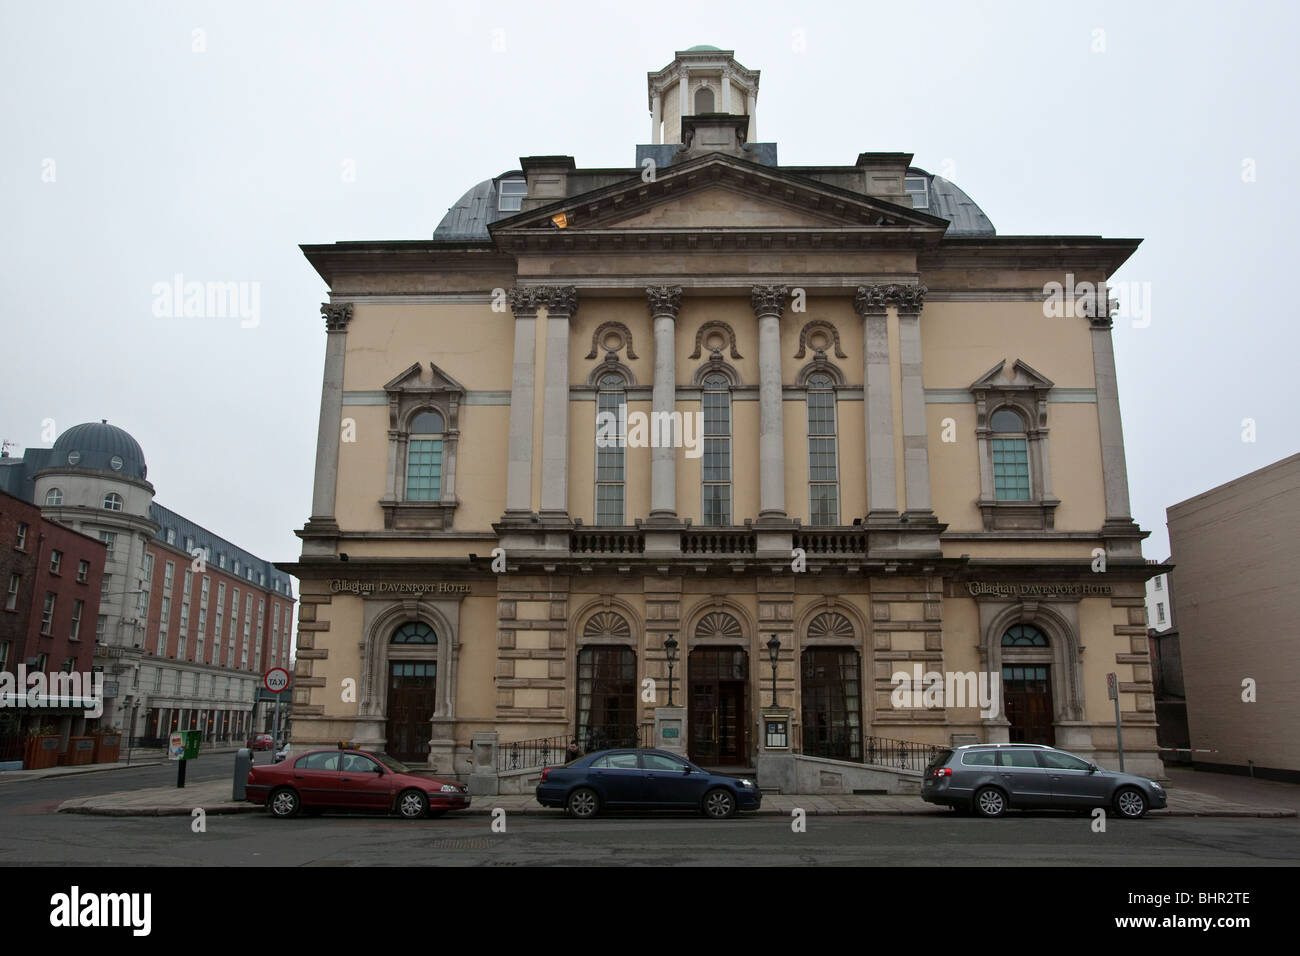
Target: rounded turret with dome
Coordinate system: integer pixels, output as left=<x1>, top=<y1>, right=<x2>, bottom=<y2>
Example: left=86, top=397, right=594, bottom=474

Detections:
left=50, top=420, right=148, bottom=480
left=36, top=420, right=157, bottom=524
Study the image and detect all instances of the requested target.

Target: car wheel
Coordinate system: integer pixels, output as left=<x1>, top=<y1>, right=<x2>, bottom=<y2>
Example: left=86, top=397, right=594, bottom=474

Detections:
left=702, top=788, right=736, bottom=820
left=1114, top=787, right=1148, bottom=819
left=269, top=787, right=300, bottom=819
left=973, top=786, right=1007, bottom=818
left=566, top=787, right=600, bottom=819
left=397, top=789, right=428, bottom=820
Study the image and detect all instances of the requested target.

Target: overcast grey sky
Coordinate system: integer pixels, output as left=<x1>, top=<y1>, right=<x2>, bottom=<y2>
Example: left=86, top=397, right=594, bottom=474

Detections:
left=2, top=0, right=1296, bottom=568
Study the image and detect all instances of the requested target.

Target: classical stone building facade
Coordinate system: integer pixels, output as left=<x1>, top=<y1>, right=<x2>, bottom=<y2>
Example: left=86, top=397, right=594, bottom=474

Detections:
left=282, top=47, right=1165, bottom=788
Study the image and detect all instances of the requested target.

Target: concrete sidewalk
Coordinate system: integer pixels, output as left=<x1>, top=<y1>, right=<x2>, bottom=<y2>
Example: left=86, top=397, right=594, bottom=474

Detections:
left=0, top=744, right=255, bottom=783
left=58, top=778, right=1299, bottom=818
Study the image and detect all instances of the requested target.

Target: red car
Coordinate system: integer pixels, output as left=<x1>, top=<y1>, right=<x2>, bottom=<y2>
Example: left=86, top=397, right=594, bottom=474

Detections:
left=246, top=747, right=471, bottom=819
left=246, top=734, right=274, bottom=751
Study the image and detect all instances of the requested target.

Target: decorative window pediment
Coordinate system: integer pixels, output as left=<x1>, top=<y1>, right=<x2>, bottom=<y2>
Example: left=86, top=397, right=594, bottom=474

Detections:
left=380, top=363, right=466, bottom=531
left=969, top=359, right=1059, bottom=531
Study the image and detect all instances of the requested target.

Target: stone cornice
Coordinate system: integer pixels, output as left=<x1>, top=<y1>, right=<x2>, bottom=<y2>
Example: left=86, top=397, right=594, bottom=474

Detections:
left=321, top=302, right=353, bottom=332
left=645, top=285, right=683, bottom=317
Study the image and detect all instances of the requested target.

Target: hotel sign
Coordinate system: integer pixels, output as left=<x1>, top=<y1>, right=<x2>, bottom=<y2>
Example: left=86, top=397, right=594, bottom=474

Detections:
left=330, top=580, right=472, bottom=596
left=966, top=582, right=1112, bottom=597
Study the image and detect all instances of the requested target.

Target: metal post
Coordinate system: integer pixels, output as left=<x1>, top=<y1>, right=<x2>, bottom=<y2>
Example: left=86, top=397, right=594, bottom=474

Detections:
left=1113, top=694, right=1125, bottom=773
left=271, top=693, right=281, bottom=754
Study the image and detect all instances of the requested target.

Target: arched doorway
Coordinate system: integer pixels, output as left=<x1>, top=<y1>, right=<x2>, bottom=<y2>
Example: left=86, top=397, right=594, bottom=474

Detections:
left=688, top=646, right=749, bottom=766
left=800, top=646, right=862, bottom=761
left=385, top=621, right=438, bottom=762
left=1001, top=624, right=1054, bottom=745
left=575, top=644, right=638, bottom=751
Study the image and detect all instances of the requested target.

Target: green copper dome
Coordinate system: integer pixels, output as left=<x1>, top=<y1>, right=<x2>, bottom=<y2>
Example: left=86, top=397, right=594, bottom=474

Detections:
left=685, top=45, right=722, bottom=51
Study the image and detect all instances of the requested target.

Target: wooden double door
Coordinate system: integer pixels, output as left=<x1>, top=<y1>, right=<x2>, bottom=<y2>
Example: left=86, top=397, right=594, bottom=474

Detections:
left=688, top=648, right=749, bottom=766
left=1003, top=664, right=1055, bottom=746
left=386, top=661, right=436, bottom=763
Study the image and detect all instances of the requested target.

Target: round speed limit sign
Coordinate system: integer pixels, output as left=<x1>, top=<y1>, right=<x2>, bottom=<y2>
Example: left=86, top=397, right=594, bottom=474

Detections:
left=264, top=667, right=290, bottom=694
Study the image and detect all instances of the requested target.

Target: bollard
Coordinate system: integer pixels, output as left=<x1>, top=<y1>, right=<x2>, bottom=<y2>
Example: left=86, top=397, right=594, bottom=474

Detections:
left=233, top=747, right=254, bottom=801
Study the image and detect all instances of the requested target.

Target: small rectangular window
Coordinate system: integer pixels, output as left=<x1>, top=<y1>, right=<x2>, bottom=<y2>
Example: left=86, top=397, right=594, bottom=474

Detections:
left=1156, top=603, right=1165, bottom=623
left=15, top=523, right=28, bottom=550
left=50, top=550, right=63, bottom=574
left=41, top=592, right=56, bottom=635
left=77, top=560, right=89, bottom=583
left=904, top=175, right=929, bottom=210
left=6, top=573, right=21, bottom=611
left=498, top=179, right=527, bottom=212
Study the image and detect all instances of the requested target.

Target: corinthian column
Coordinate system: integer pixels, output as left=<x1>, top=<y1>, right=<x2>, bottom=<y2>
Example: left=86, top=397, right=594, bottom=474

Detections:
left=853, top=286, right=897, bottom=519
left=504, top=288, right=541, bottom=515
left=647, top=285, right=683, bottom=522
left=302, top=302, right=353, bottom=553
left=751, top=285, right=789, bottom=520
left=895, top=285, right=934, bottom=520
left=539, top=287, right=578, bottom=518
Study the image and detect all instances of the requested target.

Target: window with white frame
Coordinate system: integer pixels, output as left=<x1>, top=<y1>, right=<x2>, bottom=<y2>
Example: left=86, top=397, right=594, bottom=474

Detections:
left=16, top=523, right=28, bottom=550
left=498, top=178, right=527, bottom=212
left=96, top=615, right=106, bottom=640
left=904, top=175, right=930, bottom=210
left=595, top=373, right=626, bottom=524
left=98, top=531, right=115, bottom=557
left=70, top=599, right=83, bottom=640
left=103, top=492, right=123, bottom=511
left=6, top=573, right=20, bottom=611
left=49, top=550, right=62, bottom=575
left=806, top=372, right=840, bottom=525
left=701, top=372, right=732, bottom=526
left=77, top=559, right=89, bottom=583
left=164, top=561, right=174, bottom=590
left=41, top=592, right=55, bottom=635
left=45, top=488, right=62, bottom=507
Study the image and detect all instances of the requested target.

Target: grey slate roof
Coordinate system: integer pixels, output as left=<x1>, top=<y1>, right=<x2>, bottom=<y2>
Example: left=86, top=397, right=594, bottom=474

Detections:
left=432, top=159, right=996, bottom=240
left=149, top=501, right=295, bottom=598
left=432, top=172, right=521, bottom=241
left=51, top=421, right=148, bottom=479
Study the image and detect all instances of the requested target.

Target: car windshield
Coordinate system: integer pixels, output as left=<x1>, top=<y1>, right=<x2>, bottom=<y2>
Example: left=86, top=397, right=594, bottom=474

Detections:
left=372, top=753, right=412, bottom=773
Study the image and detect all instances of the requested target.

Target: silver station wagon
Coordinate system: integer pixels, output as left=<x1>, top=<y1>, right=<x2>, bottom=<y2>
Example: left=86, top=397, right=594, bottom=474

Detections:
left=921, top=743, right=1167, bottom=819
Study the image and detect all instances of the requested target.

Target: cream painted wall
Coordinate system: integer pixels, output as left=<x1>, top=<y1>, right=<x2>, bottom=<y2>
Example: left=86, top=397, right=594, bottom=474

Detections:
left=921, top=302, right=1096, bottom=388
left=341, top=303, right=513, bottom=391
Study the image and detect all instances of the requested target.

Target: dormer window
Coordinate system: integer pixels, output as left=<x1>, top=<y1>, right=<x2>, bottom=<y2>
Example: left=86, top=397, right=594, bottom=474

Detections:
left=905, top=176, right=929, bottom=210
left=498, top=179, right=527, bottom=212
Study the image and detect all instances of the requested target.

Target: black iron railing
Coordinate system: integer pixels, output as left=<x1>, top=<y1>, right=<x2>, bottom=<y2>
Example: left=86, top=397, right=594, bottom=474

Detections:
left=861, top=735, right=941, bottom=773
left=497, top=724, right=653, bottom=773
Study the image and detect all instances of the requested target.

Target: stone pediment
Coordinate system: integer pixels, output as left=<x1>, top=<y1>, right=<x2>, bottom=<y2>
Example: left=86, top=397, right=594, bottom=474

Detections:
left=489, top=153, right=948, bottom=251
left=969, top=359, right=1055, bottom=394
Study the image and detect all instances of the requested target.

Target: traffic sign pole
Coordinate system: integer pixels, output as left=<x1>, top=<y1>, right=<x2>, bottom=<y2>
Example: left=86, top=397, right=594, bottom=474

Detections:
left=264, top=668, right=290, bottom=754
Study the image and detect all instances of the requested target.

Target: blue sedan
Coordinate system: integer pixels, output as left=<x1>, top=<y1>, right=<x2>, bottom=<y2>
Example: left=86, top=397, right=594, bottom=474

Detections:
left=536, top=748, right=762, bottom=819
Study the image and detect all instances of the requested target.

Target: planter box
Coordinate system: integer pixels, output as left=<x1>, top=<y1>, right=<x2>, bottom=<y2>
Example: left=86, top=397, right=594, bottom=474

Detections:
left=23, top=735, right=63, bottom=770
left=92, top=733, right=121, bottom=764
left=67, top=737, right=96, bottom=766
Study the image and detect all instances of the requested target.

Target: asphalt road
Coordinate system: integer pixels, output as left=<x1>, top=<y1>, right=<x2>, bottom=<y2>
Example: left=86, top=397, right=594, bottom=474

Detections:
left=2, top=754, right=1298, bottom=866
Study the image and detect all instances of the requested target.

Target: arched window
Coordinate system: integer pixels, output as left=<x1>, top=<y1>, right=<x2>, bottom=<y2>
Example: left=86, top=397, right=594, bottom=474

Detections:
left=702, top=372, right=732, bottom=526
left=576, top=645, right=637, bottom=751
left=103, top=492, right=123, bottom=511
left=801, top=646, right=862, bottom=761
left=45, top=488, right=63, bottom=507
left=694, top=86, right=715, bottom=113
left=807, top=373, right=839, bottom=525
left=391, top=621, right=438, bottom=644
left=405, top=410, right=444, bottom=501
left=1002, top=623, right=1048, bottom=647
left=990, top=407, right=1030, bottom=501
left=595, top=373, right=626, bottom=524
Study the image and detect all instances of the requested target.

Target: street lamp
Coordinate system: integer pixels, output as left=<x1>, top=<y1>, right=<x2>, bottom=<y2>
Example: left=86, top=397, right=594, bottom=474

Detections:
left=664, top=634, right=678, bottom=707
left=766, top=634, right=781, bottom=707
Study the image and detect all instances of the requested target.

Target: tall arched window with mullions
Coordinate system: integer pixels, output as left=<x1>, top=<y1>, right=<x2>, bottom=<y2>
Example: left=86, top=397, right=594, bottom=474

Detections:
left=701, top=372, right=732, bottom=526
left=990, top=407, right=1031, bottom=500
left=405, top=410, right=445, bottom=501
left=595, top=373, right=626, bottom=524
left=806, top=373, right=839, bottom=525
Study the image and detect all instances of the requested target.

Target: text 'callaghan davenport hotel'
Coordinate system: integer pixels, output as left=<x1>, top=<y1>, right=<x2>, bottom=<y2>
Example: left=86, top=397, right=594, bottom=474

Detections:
left=278, top=47, right=1166, bottom=794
